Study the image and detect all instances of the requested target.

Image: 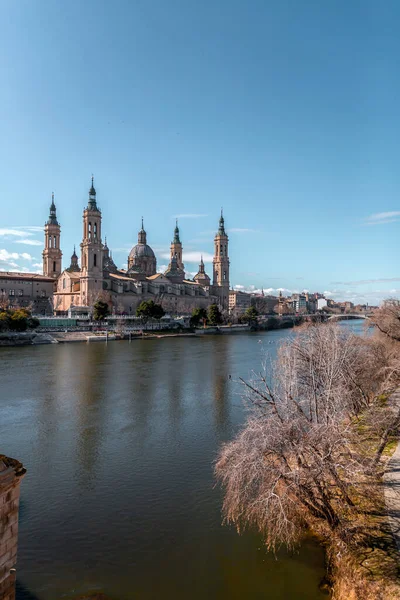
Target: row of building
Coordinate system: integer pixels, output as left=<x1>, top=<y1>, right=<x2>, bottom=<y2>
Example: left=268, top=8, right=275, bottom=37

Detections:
left=0, top=179, right=371, bottom=318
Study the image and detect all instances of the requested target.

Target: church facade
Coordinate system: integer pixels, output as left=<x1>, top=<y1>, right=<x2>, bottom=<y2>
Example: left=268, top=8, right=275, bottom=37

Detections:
left=45, top=179, right=231, bottom=315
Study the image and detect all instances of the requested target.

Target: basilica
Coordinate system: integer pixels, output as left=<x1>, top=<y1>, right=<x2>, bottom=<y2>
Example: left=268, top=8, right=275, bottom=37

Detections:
left=43, top=178, right=231, bottom=315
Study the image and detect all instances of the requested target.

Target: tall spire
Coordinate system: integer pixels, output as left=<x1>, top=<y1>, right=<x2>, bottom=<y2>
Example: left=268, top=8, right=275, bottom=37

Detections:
left=199, top=254, right=205, bottom=273
left=47, top=192, right=59, bottom=225
left=173, top=218, right=181, bottom=243
left=218, top=208, right=226, bottom=235
left=88, top=175, right=98, bottom=210
left=138, top=218, right=147, bottom=244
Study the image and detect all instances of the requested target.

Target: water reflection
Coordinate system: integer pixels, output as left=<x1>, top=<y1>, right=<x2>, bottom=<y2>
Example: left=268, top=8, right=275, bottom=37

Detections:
left=0, top=333, right=328, bottom=600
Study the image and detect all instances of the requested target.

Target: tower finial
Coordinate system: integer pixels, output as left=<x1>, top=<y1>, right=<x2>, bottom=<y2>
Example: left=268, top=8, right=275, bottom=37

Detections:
left=141, top=216, right=144, bottom=229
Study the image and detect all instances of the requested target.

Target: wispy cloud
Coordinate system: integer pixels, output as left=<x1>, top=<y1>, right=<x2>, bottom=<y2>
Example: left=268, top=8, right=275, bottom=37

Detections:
left=14, top=239, right=43, bottom=246
left=174, top=214, right=208, bottom=219
left=331, top=277, right=400, bottom=285
left=364, top=211, right=400, bottom=226
left=0, top=229, right=26, bottom=237
left=13, top=226, right=43, bottom=232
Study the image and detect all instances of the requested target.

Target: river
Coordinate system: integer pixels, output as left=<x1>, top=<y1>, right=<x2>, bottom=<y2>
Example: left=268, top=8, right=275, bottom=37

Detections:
left=0, top=322, right=365, bottom=600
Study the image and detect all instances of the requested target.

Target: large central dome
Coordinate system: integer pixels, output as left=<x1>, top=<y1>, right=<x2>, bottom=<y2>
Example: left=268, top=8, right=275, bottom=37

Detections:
left=128, top=243, right=155, bottom=260
left=127, top=219, right=157, bottom=277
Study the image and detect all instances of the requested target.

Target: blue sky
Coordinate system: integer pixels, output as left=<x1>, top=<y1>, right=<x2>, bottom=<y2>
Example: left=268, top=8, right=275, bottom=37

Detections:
left=1, top=0, right=400, bottom=305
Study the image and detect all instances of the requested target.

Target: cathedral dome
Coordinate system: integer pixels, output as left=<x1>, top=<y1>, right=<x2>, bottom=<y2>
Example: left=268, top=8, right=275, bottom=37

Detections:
left=128, top=243, right=155, bottom=260
left=127, top=219, right=157, bottom=277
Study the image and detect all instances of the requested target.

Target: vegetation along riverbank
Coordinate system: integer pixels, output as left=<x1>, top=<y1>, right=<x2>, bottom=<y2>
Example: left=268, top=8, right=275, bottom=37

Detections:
left=215, top=299, right=400, bottom=599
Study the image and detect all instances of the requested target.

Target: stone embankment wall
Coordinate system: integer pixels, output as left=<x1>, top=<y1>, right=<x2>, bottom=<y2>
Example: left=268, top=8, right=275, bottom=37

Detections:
left=0, top=332, right=56, bottom=346
left=0, top=456, right=26, bottom=600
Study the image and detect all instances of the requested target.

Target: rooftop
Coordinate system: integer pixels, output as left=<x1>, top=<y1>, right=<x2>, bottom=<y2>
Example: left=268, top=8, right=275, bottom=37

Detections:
left=0, top=271, right=54, bottom=282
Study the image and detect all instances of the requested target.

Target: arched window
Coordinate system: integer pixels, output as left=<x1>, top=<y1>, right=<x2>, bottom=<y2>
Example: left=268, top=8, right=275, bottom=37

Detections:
left=88, top=222, right=92, bottom=241
left=224, top=245, right=227, bottom=254
left=54, top=235, right=57, bottom=248
left=49, top=236, right=52, bottom=248
left=94, top=223, right=97, bottom=240
left=223, top=271, right=227, bottom=281
left=215, top=271, right=219, bottom=280
left=93, top=253, right=97, bottom=267
left=63, top=279, right=66, bottom=289
left=53, top=260, right=56, bottom=272
left=220, top=244, right=223, bottom=255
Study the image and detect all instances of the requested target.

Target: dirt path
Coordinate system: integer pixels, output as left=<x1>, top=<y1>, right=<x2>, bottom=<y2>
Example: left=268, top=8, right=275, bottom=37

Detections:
left=383, top=398, right=400, bottom=553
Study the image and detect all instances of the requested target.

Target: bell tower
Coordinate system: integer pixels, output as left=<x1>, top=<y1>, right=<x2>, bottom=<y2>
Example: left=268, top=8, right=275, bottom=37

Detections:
left=80, top=177, right=104, bottom=305
left=170, top=220, right=184, bottom=271
left=212, top=210, right=230, bottom=310
left=43, top=193, right=62, bottom=278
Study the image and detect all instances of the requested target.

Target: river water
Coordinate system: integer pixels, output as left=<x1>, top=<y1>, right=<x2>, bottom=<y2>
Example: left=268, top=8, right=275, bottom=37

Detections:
left=0, top=323, right=364, bottom=600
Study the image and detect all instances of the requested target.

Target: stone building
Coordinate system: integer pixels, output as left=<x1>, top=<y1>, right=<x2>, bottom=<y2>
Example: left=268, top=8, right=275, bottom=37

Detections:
left=0, top=455, right=26, bottom=600
left=51, top=178, right=231, bottom=315
left=229, top=290, right=251, bottom=317
left=0, top=272, right=55, bottom=314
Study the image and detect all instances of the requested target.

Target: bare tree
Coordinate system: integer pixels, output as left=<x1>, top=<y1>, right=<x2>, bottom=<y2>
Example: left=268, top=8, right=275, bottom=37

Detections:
left=370, top=299, right=400, bottom=342
left=215, top=323, right=386, bottom=551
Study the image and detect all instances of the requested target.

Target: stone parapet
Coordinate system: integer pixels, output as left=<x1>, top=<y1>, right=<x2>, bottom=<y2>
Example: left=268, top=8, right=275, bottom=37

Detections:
left=0, top=455, right=26, bottom=600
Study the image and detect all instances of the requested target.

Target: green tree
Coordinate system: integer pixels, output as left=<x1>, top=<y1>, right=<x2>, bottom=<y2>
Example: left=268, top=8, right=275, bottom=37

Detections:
left=93, top=299, right=110, bottom=321
left=136, top=300, right=165, bottom=323
left=0, top=312, right=11, bottom=331
left=9, top=309, right=29, bottom=331
left=190, top=307, right=208, bottom=328
left=0, top=308, right=39, bottom=332
left=208, top=303, right=223, bottom=326
left=27, top=316, right=40, bottom=329
left=243, top=306, right=258, bottom=323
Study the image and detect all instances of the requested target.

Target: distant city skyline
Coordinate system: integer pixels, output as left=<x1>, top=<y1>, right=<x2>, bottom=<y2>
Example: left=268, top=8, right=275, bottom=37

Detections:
left=1, top=0, right=400, bottom=305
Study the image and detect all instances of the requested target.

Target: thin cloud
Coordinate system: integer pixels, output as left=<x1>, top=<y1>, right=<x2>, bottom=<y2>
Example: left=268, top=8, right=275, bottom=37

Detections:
left=0, top=229, right=26, bottom=237
left=331, top=277, right=400, bottom=285
left=13, top=226, right=43, bottom=232
left=14, top=239, right=43, bottom=246
left=364, top=211, right=400, bottom=225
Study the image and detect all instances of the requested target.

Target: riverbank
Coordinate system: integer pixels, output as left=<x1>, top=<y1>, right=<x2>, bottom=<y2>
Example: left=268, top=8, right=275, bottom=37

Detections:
left=327, top=391, right=400, bottom=600
left=0, top=316, right=363, bottom=346
left=0, top=323, right=289, bottom=345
